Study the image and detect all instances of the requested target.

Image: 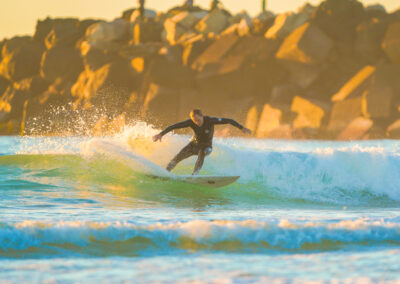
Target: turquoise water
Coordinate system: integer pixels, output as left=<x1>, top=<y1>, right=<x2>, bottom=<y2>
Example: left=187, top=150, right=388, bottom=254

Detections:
left=1, top=126, right=400, bottom=283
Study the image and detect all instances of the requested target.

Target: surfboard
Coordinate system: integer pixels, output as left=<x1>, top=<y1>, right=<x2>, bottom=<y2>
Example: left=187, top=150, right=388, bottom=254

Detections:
left=90, top=139, right=240, bottom=188
left=147, top=174, right=240, bottom=188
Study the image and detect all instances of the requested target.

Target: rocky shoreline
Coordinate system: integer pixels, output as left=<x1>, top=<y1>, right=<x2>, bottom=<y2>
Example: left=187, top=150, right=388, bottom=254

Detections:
left=0, top=0, right=399, bottom=139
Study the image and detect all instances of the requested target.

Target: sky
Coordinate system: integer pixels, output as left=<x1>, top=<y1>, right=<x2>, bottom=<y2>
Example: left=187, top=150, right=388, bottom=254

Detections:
left=0, top=0, right=398, bottom=40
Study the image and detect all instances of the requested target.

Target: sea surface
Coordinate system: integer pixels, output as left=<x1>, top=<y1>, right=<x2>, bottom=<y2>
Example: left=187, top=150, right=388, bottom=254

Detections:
left=1, top=124, right=400, bottom=283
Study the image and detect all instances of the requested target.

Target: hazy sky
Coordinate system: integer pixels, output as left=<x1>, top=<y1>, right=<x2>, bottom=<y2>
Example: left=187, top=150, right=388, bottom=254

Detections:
left=0, top=0, right=398, bottom=40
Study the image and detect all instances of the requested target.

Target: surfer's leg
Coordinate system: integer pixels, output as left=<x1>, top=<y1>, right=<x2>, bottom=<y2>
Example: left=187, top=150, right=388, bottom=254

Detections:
left=193, top=147, right=212, bottom=175
left=166, top=143, right=196, bottom=172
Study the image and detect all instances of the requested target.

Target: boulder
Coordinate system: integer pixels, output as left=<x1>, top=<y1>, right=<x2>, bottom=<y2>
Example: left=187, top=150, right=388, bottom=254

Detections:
left=305, top=55, right=365, bottom=101
left=328, top=97, right=365, bottom=132
left=71, top=59, right=138, bottom=113
left=365, top=4, right=386, bottom=15
left=311, top=0, right=365, bottom=42
left=132, top=18, right=163, bottom=44
left=44, top=21, right=81, bottom=49
left=130, top=9, right=157, bottom=23
left=162, top=16, right=187, bottom=45
left=0, top=76, right=10, bottom=95
left=387, top=119, right=400, bottom=138
left=195, top=8, right=230, bottom=35
left=265, top=3, right=314, bottom=39
left=382, top=21, right=400, bottom=63
left=0, top=76, right=49, bottom=123
left=276, top=22, right=333, bottom=65
left=41, top=45, right=84, bottom=81
left=256, top=104, right=282, bottom=137
left=355, top=18, right=389, bottom=63
left=337, top=117, right=373, bottom=140
left=0, top=37, right=44, bottom=81
left=252, top=12, right=275, bottom=36
left=228, top=36, right=280, bottom=62
left=332, top=64, right=400, bottom=119
left=291, top=96, right=328, bottom=129
left=245, top=105, right=260, bottom=133
left=142, top=82, right=180, bottom=125
left=80, top=41, right=122, bottom=71
left=131, top=57, right=145, bottom=73
left=147, top=55, right=195, bottom=88
left=191, top=33, right=240, bottom=70
left=331, top=65, right=375, bottom=102
left=182, top=35, right=211, bottom=66
left=34, top=18, right=80, bottom=44
left=276, top=22, right=333, bottom=88
left=86, top=19, right=129, bottom=48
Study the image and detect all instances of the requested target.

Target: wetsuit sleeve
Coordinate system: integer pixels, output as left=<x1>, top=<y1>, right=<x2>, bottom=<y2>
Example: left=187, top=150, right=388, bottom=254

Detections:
left=210, top=117, right=244, bottom=130
left=159, top=120, right=192, bottom=136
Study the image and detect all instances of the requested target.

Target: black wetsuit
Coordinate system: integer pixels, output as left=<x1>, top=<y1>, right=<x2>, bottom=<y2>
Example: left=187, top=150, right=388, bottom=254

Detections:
left=159, top=116, right=244, bottom=174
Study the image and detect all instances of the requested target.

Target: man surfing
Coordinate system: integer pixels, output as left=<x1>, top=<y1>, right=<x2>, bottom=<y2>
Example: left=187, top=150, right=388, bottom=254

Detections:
left=152, top=109, right=252, bottom=175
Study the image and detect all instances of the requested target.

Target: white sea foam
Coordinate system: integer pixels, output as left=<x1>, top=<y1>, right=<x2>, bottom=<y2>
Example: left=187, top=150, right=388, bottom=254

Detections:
left=1, top=219, right=399, bottom=253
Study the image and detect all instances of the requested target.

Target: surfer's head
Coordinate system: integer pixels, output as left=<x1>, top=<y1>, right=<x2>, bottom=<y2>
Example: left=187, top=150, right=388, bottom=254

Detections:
left=190, top=109, right=204, bottom=126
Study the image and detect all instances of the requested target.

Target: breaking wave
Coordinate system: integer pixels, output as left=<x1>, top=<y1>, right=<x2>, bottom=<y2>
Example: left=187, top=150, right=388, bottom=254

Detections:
left=1, top=218, right=400, bottom=257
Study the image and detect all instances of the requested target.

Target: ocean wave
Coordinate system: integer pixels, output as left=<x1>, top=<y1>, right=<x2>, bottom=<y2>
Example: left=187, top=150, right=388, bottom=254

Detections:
left=1, top=219, right=400, bottom=257
left=2, top=124, right=400, bottom=206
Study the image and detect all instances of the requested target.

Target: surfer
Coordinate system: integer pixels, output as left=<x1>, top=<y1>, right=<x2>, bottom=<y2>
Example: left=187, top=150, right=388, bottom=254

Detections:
left=152, top=109, right=251, bottom=175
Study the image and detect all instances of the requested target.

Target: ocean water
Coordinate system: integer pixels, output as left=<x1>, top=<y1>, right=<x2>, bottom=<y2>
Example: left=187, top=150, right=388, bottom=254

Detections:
left=1, top=124, right=400, bottom=283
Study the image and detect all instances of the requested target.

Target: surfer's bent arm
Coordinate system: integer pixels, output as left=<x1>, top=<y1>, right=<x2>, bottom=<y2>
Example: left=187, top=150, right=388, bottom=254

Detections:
left=211, top=117, right=244, bottom=129
left=159, top=120, right=192, bottom=136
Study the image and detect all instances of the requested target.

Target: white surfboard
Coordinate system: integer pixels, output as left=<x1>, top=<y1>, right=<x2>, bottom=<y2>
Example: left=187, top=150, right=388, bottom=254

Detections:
left=147, top=174, right=240, bottom=188
left=90, top=139, right=240, bottom=188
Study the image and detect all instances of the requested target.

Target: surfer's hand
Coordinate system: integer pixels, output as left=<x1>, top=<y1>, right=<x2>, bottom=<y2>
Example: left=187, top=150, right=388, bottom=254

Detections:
left=152, top=134, right=162, bottom=142
left=242, top=127, right=252, bottom=135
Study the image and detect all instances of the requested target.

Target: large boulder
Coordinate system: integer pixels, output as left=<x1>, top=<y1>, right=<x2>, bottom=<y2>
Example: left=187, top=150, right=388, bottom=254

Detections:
left=355, top=18, right=389, bottom=63
left=0, top=76, right=10, bottom=96
left=34, top=18, right=80, bottom=44
left=331, top=65, right=375, bottom=102
left=276, top=22, right=333, bottom=65
left=382, top=21, right=400, bottom=63
left=291, top=96, right=328, bottom=129
left=311, top=0, right=365, bottom=42
left=0, top=76, right=49, bottom=123
left=71, top=59, right=138, bottom=113
left=276, top=22, right=333, bottom=88
left=130, top=9, right=157, bottom=23
left=265, top=3, right=314, bottom=39
left=41, top=45, right=84, bottom=81
left=0, top=37, right=44, bottom=81
left=147, top=55, right=195, bottom=89
left=162, top=11, right=204, bottom=44
left=332, top=64, right=400, bottom=119
left=44, top=21, right=81, bottom=49
left=306, top=55, right=365, bottom=101
left=86, top=19, right=129, bottom=48
left=387, top=119, right=400, bottom=138
left=328, top=97, right=364, bottom=132
left=142, top=82, right=180, bottom=125
left=337, top=117, right=373, bottom=140
left=80, top=41, right=122, bottom=71
left=132, top=18, right=163, bottom=44
left=182, top=35, right=211, bottom=66
left=256, top=104, right=292, bottom=138
left=192, top=33, right=240, bottom=70
left=195, top=8, right=230, bottom=35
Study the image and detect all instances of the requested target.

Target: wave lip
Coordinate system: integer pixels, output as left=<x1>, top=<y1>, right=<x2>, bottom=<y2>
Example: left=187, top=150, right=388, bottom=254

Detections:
left=1, top=219, right=400, bottom=257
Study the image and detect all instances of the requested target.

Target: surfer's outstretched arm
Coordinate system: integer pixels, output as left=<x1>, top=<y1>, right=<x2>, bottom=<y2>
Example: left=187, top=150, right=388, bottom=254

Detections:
left=153, top=120, right=192, bottom=142
left=210, top=117, right=252, bottom=134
